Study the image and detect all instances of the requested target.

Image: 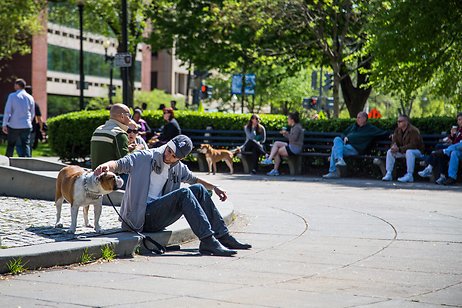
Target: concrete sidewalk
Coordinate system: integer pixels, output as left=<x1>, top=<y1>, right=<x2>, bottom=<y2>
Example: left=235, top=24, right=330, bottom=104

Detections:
left=0, top=195, right=234, bottom=273
left=0, top=174, right=460, bottom=307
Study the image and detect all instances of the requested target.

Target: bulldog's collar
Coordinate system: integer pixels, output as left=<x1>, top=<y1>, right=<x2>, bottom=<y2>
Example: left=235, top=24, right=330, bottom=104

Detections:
left=84, top=173, right=102, bottom=200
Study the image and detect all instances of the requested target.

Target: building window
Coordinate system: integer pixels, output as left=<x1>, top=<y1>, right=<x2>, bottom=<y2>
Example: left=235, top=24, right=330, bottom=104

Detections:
left=151, top=71, right=158, bottom=89
left=47, top=44, right=142, bottom=82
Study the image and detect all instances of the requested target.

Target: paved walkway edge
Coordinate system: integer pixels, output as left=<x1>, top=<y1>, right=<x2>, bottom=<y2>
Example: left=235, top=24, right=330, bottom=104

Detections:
left=0, top=202, right=234, bottom=274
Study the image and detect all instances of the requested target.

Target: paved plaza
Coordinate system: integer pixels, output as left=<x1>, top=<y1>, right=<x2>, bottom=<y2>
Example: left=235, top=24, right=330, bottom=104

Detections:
left=0, top=174, right=461, bottom=307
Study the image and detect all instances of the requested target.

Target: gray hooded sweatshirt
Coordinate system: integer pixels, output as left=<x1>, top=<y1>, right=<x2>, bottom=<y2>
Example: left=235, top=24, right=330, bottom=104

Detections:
left=114, top=144, right=198, bottom=231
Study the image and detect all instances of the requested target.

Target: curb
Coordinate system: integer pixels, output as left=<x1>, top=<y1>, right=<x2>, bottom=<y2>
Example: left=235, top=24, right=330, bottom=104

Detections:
left=0, top=202, right=234, bottom=274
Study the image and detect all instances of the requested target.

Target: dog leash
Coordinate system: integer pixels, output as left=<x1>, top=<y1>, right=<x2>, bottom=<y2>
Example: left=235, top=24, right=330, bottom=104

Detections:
left=107, top=195, right=180, bottom=255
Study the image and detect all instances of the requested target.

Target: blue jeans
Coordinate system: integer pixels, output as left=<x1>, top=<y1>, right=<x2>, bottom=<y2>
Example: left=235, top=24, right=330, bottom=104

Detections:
left=6, top=127, right=32, bottom=157
left=144, top=184, right=228, bottom=240
left=448, top=150, right=462, bottom=180
left=329, top=137, right=358, bottom=173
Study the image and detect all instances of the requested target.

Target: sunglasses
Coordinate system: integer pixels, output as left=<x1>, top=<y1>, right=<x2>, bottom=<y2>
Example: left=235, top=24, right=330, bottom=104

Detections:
left=163, top=111, right=171, bottom=115
left=127, top=129, right=139, bottom=134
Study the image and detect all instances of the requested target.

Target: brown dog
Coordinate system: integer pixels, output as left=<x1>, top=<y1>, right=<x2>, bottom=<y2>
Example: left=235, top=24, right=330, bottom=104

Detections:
left=54, top=165, right=124, bottom=234
left=198, top=144, right=237, bottom=175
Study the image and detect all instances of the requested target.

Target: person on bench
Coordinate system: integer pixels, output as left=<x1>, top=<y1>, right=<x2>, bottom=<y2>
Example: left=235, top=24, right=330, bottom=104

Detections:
left=262, top=112, right=304, bottom=176
left=323, top=111, right=388, bottom=179
left=418, top=112, right=462, bottom=184
left=382, top=115, right=424, bottom=183
left=241, top=114, right=267, bottom=174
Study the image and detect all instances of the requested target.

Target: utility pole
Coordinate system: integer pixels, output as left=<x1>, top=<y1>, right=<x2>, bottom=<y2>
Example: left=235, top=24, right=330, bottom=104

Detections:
left=77, top=0, right=85, bottom=110
left=121, top=0, right=130, bottom=107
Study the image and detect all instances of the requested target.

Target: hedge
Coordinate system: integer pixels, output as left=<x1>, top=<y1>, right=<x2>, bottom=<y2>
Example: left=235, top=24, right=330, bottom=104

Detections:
left=47, top=110, right=457, bottom=161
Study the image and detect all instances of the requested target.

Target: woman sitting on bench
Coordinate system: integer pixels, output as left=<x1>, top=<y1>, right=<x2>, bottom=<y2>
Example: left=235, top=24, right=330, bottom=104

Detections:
left=242, top=114, right=267, bottom=174
left=262, top=112, right=304, bottom=176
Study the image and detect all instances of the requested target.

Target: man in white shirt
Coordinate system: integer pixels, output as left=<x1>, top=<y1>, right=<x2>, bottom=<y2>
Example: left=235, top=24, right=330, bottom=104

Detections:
left=2, top=79, right=35, bottom=157
left=95, top=135, right=251, bottom=256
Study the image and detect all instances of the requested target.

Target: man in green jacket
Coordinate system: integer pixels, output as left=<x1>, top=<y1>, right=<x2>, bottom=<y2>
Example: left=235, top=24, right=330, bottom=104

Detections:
left=91, top=104, right=131, bottom=169
left=323, top=111, right=388, bottom=178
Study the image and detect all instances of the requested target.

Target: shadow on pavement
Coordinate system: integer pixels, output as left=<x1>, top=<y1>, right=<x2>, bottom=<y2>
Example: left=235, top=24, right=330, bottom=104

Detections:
left=224, top=173, right=462, bottom=192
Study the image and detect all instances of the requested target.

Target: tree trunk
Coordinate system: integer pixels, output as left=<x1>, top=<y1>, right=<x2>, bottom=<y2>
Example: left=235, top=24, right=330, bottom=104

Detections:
left=340, top=57, right=372, bottom=118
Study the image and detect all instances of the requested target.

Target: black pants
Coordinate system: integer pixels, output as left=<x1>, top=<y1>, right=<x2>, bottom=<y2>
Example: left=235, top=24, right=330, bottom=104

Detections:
left=244, top=140, right=266, bottom=172
left=426, top=143, right=450, bottom=176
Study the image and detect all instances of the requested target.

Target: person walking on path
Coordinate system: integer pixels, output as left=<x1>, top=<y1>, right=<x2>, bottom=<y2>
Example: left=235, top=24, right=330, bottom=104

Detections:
left=90, top=104, right=132, bottom=169
left=94, top=135, right=251, bottom=256
left=323, top=111, right=388, bottom=178
left=262, top=112, right=304, bottom=176
left=2, top=79, right=35, bottom=157
left=382, top=114, right=424, bottom=183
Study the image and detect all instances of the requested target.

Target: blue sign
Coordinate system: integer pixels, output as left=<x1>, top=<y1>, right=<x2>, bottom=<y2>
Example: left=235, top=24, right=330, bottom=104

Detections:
left=231, top=74, right=256, bottom=95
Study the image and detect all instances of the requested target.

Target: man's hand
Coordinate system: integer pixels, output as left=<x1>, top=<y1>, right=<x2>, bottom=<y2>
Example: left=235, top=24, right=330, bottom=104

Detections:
left=214, top=186, right=228, bottom=202
left=343, top=137, right=348, bottom=144
left=128, top=143, right=137, bottom=152
left=2, top=126, right=8, bottom=135
left=391, top=143, right=399, bottom=153
left=94, top=161, right=115, bottom=176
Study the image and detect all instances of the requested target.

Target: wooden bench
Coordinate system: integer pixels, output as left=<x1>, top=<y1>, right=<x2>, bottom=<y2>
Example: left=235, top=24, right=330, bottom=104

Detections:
left=182, top=128, right=448, bottom=177
left=283, top=132, right=446, bottom=177
left=182, top=128, right=284, bottom=173
left=182, top=129, right=247, bottom=172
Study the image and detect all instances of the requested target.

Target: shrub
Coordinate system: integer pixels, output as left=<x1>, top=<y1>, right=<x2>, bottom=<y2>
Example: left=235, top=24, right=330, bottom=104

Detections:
left=47, top=110, right=457, bottom=162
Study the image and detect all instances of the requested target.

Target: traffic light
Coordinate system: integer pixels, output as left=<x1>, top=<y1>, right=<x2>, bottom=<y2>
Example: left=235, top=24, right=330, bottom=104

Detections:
left=324, top=72, right=333, bottom=91
left=200, top=84, right=213, bottom=99
left=302, top=97, right=318, bottom=109
left=311, top=71, right=318, bottom=90
left=206, top=85, right=213, bottom=98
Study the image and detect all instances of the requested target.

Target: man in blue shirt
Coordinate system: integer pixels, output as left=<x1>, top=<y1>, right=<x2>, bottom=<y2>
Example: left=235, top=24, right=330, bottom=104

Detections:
left=2, top=79, right=35, bottom=157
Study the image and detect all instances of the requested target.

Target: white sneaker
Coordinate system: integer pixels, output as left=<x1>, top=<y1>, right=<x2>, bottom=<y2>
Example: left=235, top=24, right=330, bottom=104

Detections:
left=382, top=172, right=392, bottom=181
left=322, top=172, right=339, bottom=179
left=261, top=158, right=273, bottom=165
left=418, top=165, right=433, bottom=178
left=335, top=158, right=346, bottom=167
left=435, top=175, right=446, bottom=185
left=398, top=173, right=414, bottom=183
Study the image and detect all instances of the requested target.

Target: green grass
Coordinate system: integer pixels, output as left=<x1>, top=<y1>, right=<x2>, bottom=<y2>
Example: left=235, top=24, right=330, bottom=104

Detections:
left=0, top=141, right=56, bottom=157
left=80, top=248, right=94, bottom=264
left=101, top=244, right=116, bottom=261
left=6, top=257, right=28, bottom=275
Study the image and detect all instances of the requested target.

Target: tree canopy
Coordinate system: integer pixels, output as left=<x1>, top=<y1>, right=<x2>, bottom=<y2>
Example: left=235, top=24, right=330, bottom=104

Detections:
left=366, top=0, right=462, bottom=114
left=0, top=0, right=46, bottom=61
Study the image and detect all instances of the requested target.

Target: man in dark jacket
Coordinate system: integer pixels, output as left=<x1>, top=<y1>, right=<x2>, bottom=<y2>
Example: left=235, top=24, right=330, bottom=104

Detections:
left=323, top=111, right=387, bottom=178
left=382, top=114, right=424, bottom=183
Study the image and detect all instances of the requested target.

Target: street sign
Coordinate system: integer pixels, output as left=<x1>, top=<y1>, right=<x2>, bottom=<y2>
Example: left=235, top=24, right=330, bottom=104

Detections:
left=231, top=74, right=256, bottom=95
left=114, top=53, right=132, bottom=68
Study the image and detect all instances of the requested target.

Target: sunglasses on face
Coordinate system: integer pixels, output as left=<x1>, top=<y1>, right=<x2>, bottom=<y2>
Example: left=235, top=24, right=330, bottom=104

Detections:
left=127, top=129, right=138, bottom=134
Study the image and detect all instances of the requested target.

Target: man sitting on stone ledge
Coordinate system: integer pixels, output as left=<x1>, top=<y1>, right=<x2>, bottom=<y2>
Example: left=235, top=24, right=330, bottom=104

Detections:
left=94, top=135, right=251, bottom=257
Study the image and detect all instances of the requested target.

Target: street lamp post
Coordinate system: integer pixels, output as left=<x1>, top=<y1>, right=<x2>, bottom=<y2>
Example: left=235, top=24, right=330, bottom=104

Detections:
left=103, top=40, right=115, bottom=105
left=77, top=0, right=85, bottom=110
left=121, top=0, right=130, bottom=107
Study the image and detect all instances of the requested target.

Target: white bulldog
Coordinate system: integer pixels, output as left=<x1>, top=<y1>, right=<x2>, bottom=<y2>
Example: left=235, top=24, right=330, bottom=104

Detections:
left=54, top=165, right=124, bottom=234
